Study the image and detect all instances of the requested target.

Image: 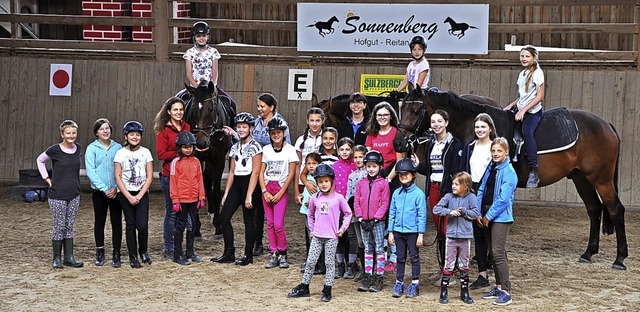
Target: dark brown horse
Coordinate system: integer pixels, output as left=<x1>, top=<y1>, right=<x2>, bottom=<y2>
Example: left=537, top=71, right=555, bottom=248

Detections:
left=183, top=81, right=234, bottom=236
left=398, top=86, right=628, bottom=270
left=312, top=91, right=404, bottom=128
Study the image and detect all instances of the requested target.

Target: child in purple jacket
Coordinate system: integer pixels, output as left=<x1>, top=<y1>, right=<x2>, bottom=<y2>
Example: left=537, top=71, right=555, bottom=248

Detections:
left=354, top=150, right=390, bottom=292
left=288, top=164, right=352, bottom=302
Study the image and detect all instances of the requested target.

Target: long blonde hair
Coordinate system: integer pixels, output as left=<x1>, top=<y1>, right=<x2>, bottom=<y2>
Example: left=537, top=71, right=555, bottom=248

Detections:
left=521, top=45, right=539, bottom=93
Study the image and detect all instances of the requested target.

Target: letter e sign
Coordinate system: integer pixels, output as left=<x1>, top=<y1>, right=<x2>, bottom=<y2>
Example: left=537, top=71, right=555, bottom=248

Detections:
left=288, top=69, right=313, bottom=101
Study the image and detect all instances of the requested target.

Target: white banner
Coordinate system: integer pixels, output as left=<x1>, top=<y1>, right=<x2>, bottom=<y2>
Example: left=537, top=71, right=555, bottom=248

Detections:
left=288, top=69, right=314, bottom=101
left=297, top=3, right=488, bottom=54
left=50, top=64, right=73, bottom=96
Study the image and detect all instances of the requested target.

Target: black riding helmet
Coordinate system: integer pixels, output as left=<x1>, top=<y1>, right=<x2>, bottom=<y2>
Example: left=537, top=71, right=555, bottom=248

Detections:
left=363, top=150, right=384, bottom=165
left=122, top=121, right=144, bottom=135
left=267, top=116, right=288, bottom=132
left=409, top=35, right=427, bottom=51
left=395, top=157, right=417, bottom=173
left=313, top=163, right=335, bottom=179
left=192, top=21, right=210, bottom=36
left=234, top=112, right=255, bottom=127
left=176, top=131, right=197, bottom=146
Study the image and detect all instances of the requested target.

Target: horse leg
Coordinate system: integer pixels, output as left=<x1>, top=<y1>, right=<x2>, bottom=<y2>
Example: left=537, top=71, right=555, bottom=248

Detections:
left=571, top=172, right=603, bottom=264
left=203, top=161, right=222, bottom=236
left=591, top=180, right=628, bottom=270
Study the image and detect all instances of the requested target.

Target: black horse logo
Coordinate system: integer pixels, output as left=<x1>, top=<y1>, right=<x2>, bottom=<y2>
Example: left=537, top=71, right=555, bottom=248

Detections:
left=444, top=17, right=478, bottom=39
left=307, top=16, right=339, bottom=37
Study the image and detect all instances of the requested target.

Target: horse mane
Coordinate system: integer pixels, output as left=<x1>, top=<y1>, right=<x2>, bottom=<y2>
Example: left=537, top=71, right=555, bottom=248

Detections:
left=425, top=89, right=515, bottom=142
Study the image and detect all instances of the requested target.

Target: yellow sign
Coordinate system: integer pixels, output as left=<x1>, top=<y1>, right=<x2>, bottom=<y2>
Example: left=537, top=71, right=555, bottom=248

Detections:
left=359, top=74, right=405, bottom=96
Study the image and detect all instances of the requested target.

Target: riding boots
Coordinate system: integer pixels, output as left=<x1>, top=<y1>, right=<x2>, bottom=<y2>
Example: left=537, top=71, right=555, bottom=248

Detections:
left=62, top=238, right=84, bottom=268
left=460, top=272, right=475, bottom=304
left=211, top=247, right=236, bottom=263
left=440, top=274, right=450, bottom=304
left=526, top=166, right=539, bottom=188
left=185, top=231, right=204, bottom=263
left=95, top=248, right=105, bottom=266
left=51, top=240, right=63, bottom=269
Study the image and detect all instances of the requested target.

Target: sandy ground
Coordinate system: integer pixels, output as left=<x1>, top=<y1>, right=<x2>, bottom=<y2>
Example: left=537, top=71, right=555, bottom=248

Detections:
left=0, top=186, right=638, bottom=311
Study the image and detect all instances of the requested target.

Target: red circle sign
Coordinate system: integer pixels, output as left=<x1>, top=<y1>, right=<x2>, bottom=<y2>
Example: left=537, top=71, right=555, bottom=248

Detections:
left=52, top=69, right=70, bottom=89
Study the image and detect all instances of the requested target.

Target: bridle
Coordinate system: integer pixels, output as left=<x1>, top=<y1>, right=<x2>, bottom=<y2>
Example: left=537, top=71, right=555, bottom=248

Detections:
left=398, top=98, right=429, bottom=155
left=191, top=93, right=226, bottom=142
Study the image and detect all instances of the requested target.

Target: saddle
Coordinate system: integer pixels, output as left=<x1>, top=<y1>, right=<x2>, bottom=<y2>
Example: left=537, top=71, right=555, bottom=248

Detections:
left=512, top=107, right=579, bottom=162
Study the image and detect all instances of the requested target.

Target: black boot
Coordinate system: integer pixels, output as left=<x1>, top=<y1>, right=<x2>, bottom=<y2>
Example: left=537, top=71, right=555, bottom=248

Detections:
left=354, top=247, right=365, bottom=281
left=440, top=274, right=450, bottom=304
left=211, top=248, right=235, bottom=263
left=140, top=251, right=152, bottom=265
left=335, top=262, right=345, bottom=279
left=235, top=255, right=253, bottom=266
left=52, top=240, right=63, bottom=269
left=358, top=273, right=372, bottom=292
left=130, top=255, right=142, bottom=268
left=287, top=283, right=310, bottom=298
left=460, top=272, right=475, bottom=304
left=174, top=248, right=191, bottom=266
left=321, top=285, right=332, bottom=302
left=95, top=248, right=105, bottom=266
left=112, top=250, right=121, bottom=268
left=62, top=238, right=83, bottom=268
left=186, top=231, right=203, bottom=263
left=369, top=274, right=383, bottom=292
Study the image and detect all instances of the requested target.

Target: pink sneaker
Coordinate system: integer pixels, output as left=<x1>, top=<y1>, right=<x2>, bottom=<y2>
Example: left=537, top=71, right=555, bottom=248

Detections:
left=384, top=261, right=396, bottom=272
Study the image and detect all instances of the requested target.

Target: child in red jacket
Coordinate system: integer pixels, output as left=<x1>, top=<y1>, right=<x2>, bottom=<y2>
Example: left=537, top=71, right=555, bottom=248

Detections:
left=170, top=131, right=206, bottom=265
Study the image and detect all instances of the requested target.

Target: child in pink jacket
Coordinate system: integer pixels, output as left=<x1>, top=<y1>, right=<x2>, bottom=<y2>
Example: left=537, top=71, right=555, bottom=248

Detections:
left=288, top=164, right=352, bottom=302
left=354, top=150, right=390, bottom=292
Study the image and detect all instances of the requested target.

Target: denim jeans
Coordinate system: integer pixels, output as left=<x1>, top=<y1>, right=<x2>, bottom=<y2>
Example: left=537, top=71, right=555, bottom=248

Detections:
left=522, top=109, right=543, bottom=168
left=160, top=175, right=175, bottom=252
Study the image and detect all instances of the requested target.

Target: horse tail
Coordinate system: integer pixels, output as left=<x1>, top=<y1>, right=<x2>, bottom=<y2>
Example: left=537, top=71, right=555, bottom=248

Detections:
left=307, top=24, right=315, bottom=28
left=602, top=122, right=621, bottom=235
left=469, top=26, right=479, bottom=29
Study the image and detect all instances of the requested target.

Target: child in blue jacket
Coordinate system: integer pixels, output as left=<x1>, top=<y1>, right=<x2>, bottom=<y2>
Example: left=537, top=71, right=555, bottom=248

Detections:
left=387, top=158, right=426, bottom=298
left=433, top=171, right=479, bottom=305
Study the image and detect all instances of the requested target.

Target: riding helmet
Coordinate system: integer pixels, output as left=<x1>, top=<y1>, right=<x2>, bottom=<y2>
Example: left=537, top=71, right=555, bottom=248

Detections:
left=313, top=163, right=335, bottom=179
left=395, top=158, right=417, bottom=173
left=176, top=131, right=197, bottom=146
left=192, top=21, right=210, bottom=36
left=363, top=150, right=384, bottom=165
left=409, top=35, right=427, bottom=50
left=267, top=116, right=288, bottom=132
left=234, top=112, right=255, bottom=127
left=122, top=121, right=144, bottom=135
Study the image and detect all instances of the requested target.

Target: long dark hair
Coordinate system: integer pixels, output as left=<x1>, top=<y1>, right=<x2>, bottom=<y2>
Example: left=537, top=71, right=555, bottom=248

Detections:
left=298, top=107, right=326, bottom=150
left=365, top=102, right=398, bottom=135
left=154, top=97, right=185, bottom=133
left=258, top=93, right=278, bottom=113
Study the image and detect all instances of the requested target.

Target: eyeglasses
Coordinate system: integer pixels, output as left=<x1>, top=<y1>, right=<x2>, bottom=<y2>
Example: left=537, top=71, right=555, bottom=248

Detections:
left=376, top=113, right=391, bottom=118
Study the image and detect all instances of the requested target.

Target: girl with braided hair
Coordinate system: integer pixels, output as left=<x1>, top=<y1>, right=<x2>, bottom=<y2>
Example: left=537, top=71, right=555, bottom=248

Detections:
left=503, top=45, right=544, bottom=188
left=294, top=107, right=325, bottom=205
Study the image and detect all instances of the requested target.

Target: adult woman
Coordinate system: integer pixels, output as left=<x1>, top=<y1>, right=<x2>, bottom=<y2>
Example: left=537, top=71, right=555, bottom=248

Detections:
left=365, top=102, right=407, bottom=189
left=37, top=120, right=83, bottom=268
left=412, top=109, right=463, bottom=280
left=250, top=93, right=290, bottom=255
left=155, top=97, right=191, bottom=259
left=337, top=92, right=369, bottom=146
left=85, top=118, right=123, bottom=267
left=478, top=137, right=517, bottom=306
left=460, top=113, right=496, bottom=289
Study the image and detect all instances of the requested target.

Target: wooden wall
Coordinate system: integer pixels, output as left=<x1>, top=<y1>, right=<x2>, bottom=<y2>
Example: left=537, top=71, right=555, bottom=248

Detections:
left=194, top=2, right=638, bottom=51
left=1, top=55, right=638, bottom=208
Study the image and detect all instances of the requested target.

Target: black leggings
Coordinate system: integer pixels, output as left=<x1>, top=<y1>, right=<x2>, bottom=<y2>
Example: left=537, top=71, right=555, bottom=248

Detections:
left=92, top=190, right=122, bottom=250
left=220, top=175, right=258, bottom=256
left=119, top=191, right=149, bottom=258
left=252, top=185, right=265, bottom=248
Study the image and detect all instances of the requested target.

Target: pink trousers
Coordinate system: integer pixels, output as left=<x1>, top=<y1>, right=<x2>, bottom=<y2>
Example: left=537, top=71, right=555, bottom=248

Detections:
left=262, top=181, right=288, bottom=252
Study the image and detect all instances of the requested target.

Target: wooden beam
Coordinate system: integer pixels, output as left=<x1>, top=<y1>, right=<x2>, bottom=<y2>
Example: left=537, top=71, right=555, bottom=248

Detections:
left=0, top=14, right=154, bottom=27
left=169, top=18, right=297, bottom=31
left=154, top=0, right=169, bottom=62
left=0, top=38, right=154, bottom=51
left=184, top=0, right=640, bottom=5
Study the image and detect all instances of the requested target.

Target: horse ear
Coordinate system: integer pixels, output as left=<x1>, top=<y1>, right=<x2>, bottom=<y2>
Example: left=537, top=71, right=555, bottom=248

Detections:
left=407, top=83, right=415, bottom=93
left=185, top=83, right=196, bottom=94
left=208, top=80, right=216, bottom=93
left=311, top=93, right=318, bottom=107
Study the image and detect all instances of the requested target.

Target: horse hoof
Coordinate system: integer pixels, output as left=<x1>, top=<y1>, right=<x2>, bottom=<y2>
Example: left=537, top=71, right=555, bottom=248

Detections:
left=611, top=263, right=627, bottom=270
left=578, top=257, right=592, bottom=264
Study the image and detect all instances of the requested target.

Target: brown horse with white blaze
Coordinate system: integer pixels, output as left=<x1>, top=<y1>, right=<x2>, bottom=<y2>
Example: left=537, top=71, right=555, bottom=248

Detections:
left=398, top=86, right=628, bottom=270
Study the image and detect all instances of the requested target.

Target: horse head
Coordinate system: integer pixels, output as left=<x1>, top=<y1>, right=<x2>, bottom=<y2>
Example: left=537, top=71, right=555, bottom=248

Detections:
left=185, top=80, right=223, bottom=150
left=398, top=84, right=432, bottom=141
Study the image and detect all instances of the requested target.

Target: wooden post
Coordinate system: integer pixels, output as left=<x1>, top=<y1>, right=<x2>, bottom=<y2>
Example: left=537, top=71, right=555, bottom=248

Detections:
left=242, top=64, right=256, bottom=114
left=636, top=6, right=640, bottom=70
left=153, top=0, right=169, bottom=62
left=9, top=0, right=19, bottom=39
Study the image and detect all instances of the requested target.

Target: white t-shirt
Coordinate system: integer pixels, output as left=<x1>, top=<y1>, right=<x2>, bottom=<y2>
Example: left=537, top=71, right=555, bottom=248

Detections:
left=183, top=46, right=221, bottom=84
left=429, top=140, right=445, bottom=183
left=294, top=131, right=322, bottom=184
left=469, top=143, right=491, bottom=183
left=228, top=139, right=262, bottom=176
left=406, top=58, right=430, bottom=89
left=114, top=147, right=153, bottom=192
left=516, top=67, right=544, bottom=113
left=262, top=143, right=299, bottom=186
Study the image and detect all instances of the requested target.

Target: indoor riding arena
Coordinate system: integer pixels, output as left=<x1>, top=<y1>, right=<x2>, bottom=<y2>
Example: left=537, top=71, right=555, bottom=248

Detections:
left=1, top=0, right=639, bottom=310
